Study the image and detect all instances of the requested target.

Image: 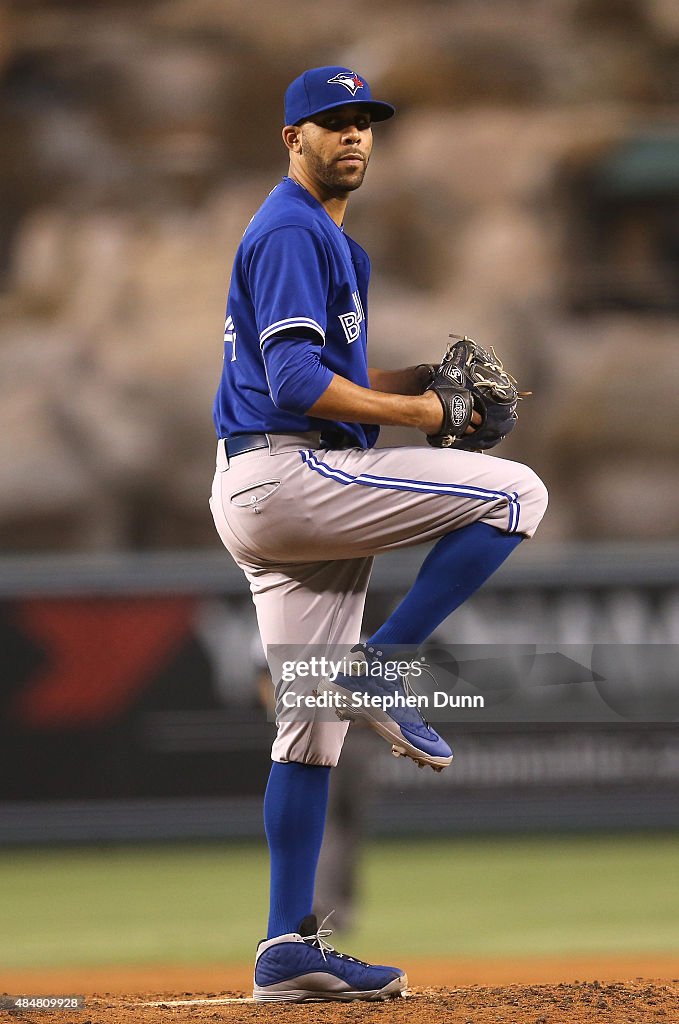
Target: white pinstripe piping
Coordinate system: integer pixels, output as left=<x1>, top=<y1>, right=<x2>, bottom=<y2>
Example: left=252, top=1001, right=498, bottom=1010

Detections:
left=259, top=318, right=325, bottom=347
left=299, top=449, right=521, bottom=533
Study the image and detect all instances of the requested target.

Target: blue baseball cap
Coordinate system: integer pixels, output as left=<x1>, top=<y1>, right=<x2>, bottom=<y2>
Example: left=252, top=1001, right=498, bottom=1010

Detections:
left=284, top=65, right=395, bottom=126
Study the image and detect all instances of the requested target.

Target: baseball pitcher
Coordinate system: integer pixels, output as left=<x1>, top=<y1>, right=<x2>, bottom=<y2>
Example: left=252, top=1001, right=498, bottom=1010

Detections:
left=210, top=65, right=548, bottom=1002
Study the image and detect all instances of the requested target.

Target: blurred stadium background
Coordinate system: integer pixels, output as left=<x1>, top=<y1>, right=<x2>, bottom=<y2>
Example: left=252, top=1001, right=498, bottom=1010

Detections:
left=1, top=0, right=678, bottom=991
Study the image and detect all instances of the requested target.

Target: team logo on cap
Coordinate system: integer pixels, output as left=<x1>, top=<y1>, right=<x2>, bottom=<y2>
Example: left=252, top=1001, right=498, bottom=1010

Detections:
left=327, top=71, right=365, bottom=96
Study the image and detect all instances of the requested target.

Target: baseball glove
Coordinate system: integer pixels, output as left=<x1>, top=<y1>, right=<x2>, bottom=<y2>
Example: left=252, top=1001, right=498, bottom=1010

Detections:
left=426, top=334, right=527, bottom=451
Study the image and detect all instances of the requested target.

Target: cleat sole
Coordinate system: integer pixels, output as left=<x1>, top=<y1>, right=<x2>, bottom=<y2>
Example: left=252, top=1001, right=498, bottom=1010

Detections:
left=391, top=743, right=451, bottom=772
left=253, top=973, right=408, bottom=1003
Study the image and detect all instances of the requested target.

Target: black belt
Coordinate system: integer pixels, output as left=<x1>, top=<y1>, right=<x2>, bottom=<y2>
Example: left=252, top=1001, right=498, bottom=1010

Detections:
left=224, top=433, right=270, bottom=458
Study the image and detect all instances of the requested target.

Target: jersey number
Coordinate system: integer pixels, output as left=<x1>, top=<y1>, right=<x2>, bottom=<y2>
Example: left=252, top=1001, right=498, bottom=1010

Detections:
left=224, top=315, right=237, bottom=361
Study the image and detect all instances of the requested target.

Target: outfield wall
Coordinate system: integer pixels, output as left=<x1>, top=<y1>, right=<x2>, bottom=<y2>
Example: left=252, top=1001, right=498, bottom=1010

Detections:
left=1, top=542, right=678, bottom=843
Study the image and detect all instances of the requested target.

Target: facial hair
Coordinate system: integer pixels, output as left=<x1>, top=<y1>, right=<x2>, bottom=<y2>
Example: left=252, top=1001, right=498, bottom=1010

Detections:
left=300, top=134, right=368, bottom=195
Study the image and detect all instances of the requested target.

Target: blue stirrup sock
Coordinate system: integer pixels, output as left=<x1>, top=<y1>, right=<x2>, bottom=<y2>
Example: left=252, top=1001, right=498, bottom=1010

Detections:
left=368, top=522, right=523, bottom=647
left=263, top=525, right=520, bottom=939
left=264, top=760, right=331, bottom=939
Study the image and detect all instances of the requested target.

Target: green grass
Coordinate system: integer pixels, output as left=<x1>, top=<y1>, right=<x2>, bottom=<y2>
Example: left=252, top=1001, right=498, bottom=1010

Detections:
left=355, top=834, right=679, bottom=959
left=2, top=835, right=678, bottom=968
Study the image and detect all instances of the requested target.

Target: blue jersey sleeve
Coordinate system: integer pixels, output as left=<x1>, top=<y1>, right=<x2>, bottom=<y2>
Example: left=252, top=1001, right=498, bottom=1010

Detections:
left=247, top=226, right=330, bottom=346
left=263, top=332, right=334, bottom=415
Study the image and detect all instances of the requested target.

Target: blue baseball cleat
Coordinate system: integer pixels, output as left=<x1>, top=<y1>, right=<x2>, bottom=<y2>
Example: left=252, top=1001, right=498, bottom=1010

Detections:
left=253, top=913, right=407, bottom=1002
left=317, top=644, right=453, bottom=771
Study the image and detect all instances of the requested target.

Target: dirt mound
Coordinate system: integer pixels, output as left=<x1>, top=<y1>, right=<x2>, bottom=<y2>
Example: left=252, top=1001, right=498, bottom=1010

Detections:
left=6, top=981, right=676, bottom=1024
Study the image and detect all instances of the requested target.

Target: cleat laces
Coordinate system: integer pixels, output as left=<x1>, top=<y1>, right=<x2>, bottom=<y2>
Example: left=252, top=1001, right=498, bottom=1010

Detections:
left=349, top=645, right=439, bottom=737
left=302, top=911, right=370, bottom=966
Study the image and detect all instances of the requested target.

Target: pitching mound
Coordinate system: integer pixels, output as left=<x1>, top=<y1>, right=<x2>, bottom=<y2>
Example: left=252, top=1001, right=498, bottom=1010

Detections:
left=5, top=981, right=676, bottom=1024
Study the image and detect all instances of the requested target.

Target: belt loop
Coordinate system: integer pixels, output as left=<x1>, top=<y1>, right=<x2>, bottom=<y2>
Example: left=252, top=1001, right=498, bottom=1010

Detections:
left=216, top=438, right=230, bottom=471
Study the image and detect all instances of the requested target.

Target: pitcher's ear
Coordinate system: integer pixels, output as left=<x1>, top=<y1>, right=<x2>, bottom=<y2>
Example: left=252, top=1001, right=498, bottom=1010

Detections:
left=282, top=125, right=302, bottom=153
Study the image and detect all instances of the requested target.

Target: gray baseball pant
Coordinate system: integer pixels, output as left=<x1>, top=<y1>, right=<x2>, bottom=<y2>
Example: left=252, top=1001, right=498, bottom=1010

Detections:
left=210, top=432, right=548, bottom=766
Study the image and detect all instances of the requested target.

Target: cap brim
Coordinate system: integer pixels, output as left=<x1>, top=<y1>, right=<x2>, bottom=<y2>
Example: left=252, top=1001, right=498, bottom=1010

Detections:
left=292, top=98, right=395, bottom=126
